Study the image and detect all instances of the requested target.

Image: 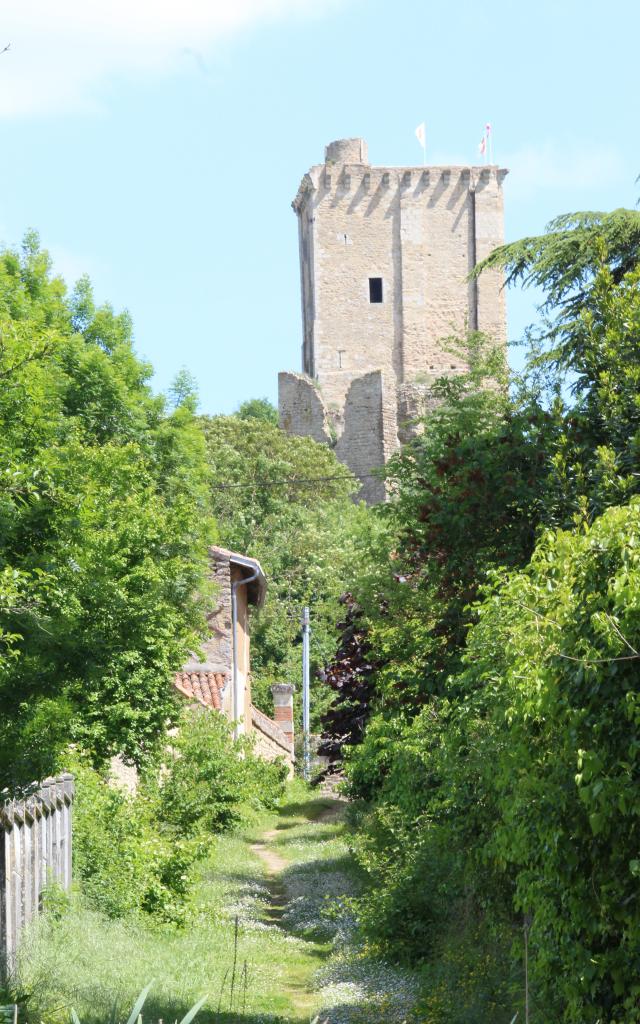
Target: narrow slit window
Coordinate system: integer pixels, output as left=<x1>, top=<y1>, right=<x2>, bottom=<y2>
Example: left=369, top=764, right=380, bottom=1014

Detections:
left=369, top=277, right=383, bottom=303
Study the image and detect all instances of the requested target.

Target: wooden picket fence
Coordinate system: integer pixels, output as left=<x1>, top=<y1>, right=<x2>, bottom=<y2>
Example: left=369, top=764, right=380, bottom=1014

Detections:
left=0, top=774, right=75, bottom=973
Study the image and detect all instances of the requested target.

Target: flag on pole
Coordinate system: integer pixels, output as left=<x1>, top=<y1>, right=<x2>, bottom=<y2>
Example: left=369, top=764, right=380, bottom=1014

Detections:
left=478, top=134, right=486, bottom=158
left=485, top=123, right=493, bottom=163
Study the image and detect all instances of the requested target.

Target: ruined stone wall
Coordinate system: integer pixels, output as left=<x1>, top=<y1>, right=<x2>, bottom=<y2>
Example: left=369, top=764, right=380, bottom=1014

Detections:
left=109, top=755, right=139, bottom=795
left=278, top=371, right=332, bottom=445
left=279, top=370, right=393, bottom=503
left=335, top=372, right=390, bottom=504
left=396, top=380, right=445, bottom=444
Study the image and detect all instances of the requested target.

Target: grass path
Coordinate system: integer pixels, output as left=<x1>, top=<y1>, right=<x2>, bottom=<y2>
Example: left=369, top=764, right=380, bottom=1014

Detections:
left=239, top=794, right=419, bottom=1024
left=15, top=785, right=420, bottom=1024
left=248, top=803, right=342, bottom=1021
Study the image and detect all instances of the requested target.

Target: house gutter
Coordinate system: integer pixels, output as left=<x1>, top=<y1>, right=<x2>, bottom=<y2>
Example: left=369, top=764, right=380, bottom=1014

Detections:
left=231, top=567, right=260, bottom=740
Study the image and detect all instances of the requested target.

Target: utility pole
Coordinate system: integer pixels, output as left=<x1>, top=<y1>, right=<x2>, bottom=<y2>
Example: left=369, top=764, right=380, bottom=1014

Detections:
left=301, top=606, right=311, bottom=780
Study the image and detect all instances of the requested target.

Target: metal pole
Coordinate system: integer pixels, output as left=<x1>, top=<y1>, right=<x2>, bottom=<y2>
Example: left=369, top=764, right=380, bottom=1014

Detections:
left=524, top=913, right=531, bottom=1024
left=302, top=606, right=310, bottom=780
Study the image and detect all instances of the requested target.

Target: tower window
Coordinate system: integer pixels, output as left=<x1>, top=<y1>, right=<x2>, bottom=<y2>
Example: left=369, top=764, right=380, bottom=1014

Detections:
left=337, top=350, right=346, bottom=369
left=369, top=277, right=383, bottom=303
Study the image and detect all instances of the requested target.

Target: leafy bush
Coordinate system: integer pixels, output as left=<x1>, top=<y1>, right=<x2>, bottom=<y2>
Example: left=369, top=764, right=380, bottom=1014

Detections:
left=71, top=708, right=287, bottom=926
left=463, top=500, right=640, bottom=1021
left=70, top=756, right=203, bottom=924
left=351, top=502, right=640, bottom=1021
left=159, top=710, right=287, bottom=836
left=335, top=232, right=640, bottom=1021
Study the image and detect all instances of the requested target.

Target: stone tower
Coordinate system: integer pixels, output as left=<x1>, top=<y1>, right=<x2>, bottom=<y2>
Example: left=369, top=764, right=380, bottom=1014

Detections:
left=279, top=138, right=508, bottom=502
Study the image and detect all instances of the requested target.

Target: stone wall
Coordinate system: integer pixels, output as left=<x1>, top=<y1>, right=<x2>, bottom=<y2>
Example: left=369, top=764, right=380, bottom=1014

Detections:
left=336, top=371, right=389, bottom=504
left=278, top=371, right=332, bottom=445
left=183, top=546, right=234, bottom=681
left=292, top=144, right=507, bottom=407
left=396, top=380, right=444, bottom=444
left=109, top=754, right=139, bottom=796
left=279, top=369, right=392, bottom=503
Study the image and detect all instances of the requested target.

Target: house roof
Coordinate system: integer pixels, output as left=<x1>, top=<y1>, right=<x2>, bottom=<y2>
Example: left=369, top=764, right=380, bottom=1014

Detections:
left=174, top=671, right=228, bottom=711
left=211, top=545, right=267, bottom=607
left=251, top=705, right=293, bottom=755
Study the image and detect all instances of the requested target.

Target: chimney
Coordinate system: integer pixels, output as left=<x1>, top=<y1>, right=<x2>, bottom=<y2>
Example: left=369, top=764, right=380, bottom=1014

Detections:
left=271, top=684, right=295, bottom=747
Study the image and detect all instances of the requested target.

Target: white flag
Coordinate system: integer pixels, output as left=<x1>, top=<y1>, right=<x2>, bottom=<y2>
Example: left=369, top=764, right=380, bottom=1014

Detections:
left=415, top=122, right=426, bottom=150
left=485, top=122, right=493, bottom=162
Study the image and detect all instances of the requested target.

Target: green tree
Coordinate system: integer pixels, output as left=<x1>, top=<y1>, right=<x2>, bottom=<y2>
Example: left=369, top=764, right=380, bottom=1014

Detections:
left=351, top=335, right=557, bottom=716
left=235, top=397, right=279, bottom=424
left=335, top=207, right=640, bottom=1020
left=159, top=709, right=287, bottom=836
left=460, top=501, right=640, bottom=1021
left=475, top=205, right=640, bottom=347
left=0, top=235, right=214, bottom=788
left=200, top=413, right=374, bottom=724
left=169, top=367, right=199, bottom=411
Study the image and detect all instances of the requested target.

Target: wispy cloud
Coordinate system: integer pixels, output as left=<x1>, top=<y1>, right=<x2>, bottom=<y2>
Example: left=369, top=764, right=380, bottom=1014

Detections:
left=0, top=0, right=343, bottom=118
left=504, top=140, right=630, bottom=200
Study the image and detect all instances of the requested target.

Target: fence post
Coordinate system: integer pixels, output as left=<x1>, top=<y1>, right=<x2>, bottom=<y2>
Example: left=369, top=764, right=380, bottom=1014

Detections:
left=0, top=774, right=75, bottom=976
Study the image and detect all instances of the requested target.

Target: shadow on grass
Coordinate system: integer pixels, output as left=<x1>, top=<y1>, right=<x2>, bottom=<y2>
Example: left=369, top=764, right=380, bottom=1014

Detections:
left=214, top=1013, right=312, bottom=1024
left=74, top=999, right=315, bottom=1024
left=275, top=797, right=343, bottom=823
left=273, top=823, right=344, bottom=846
left=199, top=867, right=270, bottom=887
left=281, top=850, right=356, bottom=881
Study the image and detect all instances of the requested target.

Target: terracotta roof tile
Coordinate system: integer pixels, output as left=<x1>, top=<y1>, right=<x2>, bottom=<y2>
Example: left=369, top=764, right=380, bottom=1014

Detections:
left=174, top=671, right=228, bottom=711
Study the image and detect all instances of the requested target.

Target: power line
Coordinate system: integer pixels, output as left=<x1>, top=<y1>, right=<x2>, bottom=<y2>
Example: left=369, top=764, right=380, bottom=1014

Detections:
left=216, top=472, right=379, bottom=490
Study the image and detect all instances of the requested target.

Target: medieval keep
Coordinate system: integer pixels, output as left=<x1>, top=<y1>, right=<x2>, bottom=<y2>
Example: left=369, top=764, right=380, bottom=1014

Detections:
left=279, top=137, right=508, bottom=502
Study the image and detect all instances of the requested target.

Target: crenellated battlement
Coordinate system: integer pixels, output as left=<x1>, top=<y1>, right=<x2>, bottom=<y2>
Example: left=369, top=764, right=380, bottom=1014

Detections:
left=294, top=162, right=508, bottom=210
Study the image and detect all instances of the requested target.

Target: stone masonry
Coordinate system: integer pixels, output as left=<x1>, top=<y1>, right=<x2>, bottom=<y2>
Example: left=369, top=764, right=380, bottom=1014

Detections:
left=279, top=137, right=508, bottom=502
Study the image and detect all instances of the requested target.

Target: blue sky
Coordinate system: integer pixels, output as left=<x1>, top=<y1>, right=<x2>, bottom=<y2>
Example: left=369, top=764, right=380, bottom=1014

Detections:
left=0, top=0, right=637, bottom=414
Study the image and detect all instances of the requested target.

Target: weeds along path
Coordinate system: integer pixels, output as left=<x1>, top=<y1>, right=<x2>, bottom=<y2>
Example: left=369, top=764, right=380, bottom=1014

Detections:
left=245, top=802, right=344, bottom=1019
left=242, top=795, right=419, bottom=1024
left=15, top=786, right=419, bottom=1024
left=247, top=800, right=345, bottom=1021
